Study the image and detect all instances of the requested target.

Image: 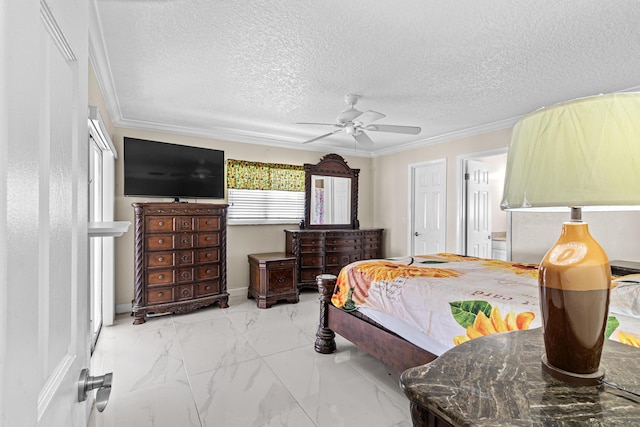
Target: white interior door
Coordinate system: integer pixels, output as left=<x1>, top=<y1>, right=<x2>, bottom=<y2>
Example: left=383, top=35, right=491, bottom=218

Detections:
left=411, top=160, right=446, bottom=255
left=1, top=1, right=91, bottom=425
left=466, top=159, right=492, bottom=257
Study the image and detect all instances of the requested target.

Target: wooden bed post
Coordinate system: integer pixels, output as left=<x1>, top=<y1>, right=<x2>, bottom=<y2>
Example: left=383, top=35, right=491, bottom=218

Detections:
left=315, top=274, right=337, bottom=354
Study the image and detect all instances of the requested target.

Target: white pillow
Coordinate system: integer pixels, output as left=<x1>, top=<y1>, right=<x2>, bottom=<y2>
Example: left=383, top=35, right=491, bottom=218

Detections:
left=610, top=274, right=640, bottom=318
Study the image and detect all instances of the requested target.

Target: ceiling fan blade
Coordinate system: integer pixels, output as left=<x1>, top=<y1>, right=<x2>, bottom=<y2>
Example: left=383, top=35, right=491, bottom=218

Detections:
left=365, top=124, right=421, bottom=135
left=296, top=122, right=338, bottom=126
left=353, top=131, right=374, bottom=147
left=355, top=110, right=385, bottom=124
left=301, top=129, right=343, bottom=144
left=337, top=107, right=364, bottom=123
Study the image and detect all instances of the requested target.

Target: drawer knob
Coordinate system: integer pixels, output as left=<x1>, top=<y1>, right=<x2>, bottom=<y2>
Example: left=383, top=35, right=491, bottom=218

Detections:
left=158, top=274, right=164, bottom=279
left=182, top=255, right=190, bottom=262
left=182, top=289, right=190, bottom=297
left=205, top=236, right=211, bottom=241
left=206, top=220, right=211, bottom=225
left=182, top=238, right=189, bottom=244
left=182, top=272, right=190, bottom=279
left=158, top=239, right=164, bottom=244
left=158, top=292, right=163, bottom=297
left=182, top=221, right=189, bottom=227
left=277, top=276, right=285, bottom=283
left=158, top=221, right=164, bottom=226
left=206, top=269, right=212, bottom=274
left=206, top=253, right=212, bottom=258
left=158, top=257, right=164, bottom=262
left=205, top=285, right=211, bottom=290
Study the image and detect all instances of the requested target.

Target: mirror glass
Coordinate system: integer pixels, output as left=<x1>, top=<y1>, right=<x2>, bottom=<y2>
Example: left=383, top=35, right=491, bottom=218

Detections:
left=310, top=175, right=351, bottom=225
left=302, top=153, right=359, bottom=229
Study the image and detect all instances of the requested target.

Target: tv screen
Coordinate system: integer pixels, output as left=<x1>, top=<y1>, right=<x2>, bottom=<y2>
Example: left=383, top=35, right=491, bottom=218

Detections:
left=124, top=137, right=225, bottom=200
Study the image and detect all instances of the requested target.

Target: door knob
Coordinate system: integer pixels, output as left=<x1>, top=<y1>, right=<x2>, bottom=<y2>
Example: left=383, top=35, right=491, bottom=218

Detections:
left=78, top=368, right=113, bottom=412
left=414, top=232, right=421, bottom=236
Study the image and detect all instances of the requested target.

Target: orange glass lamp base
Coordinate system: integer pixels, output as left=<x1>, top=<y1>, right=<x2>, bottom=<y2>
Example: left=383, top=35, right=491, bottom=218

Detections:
left=538, top=220, right=611, bottom=385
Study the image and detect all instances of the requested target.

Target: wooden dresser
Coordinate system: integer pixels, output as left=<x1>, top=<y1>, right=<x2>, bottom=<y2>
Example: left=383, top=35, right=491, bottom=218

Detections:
left=284, top=229, right=383, bottom=289
left=132, top=202, right=229, bottom=324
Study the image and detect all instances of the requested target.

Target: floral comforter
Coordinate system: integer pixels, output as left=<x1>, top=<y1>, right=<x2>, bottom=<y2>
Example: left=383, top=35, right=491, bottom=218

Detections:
left=331, top=253, right=640, bottom=353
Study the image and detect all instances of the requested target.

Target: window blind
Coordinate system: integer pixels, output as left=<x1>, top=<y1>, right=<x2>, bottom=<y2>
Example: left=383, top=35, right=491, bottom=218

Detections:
left=227, top=189, right=304, bottom=224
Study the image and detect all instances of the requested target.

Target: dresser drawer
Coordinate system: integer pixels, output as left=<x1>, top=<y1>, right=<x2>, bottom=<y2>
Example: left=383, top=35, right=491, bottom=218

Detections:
left=326, top=237, right=360, bottom=245
left=362, top=251, right=379, bottom=260
left=146, top=234, right=175, bottom=251
left=300, top=245, right=323, bottom=254
left=176, top=284, right=194, bottom=301
left=326, top=253, right=360, bottom=266
left=267, top=267, right=295, bottom=293
left=362, top=241, right=380, bottom=250
left=176, top=217, right=194, bottom=231
left=177, top=234, right=194, bottom=248
left=197, top=233, right=219, bottom=247
left=266, top=259, right=295, bottom=269
left=146, top=287, right=174, bottom=305
left=300, top=254, right=322, bottom=267
left=197, top=217, right=221, bottom=230
left=363, top=233, right=381, bottom=242
left=195, top=280, right=220, bottom=297
left=146, top=251, right=174, bottom=268
left=300, top=268, right=323, bottom=282
left=146, top=217, right=174, bottom=232
left=196, top=265, right=220, bottom=280
left=327, top=243, right=361, bottom=252
left=197, top=248, right=220, bottom=263
left=177, top=250, right=195, bottom=265
left=146, top=268, right=175, bottom=286
left=177, top=268, right=194, bottom=283
left=301, top=235, right=324, bottom=245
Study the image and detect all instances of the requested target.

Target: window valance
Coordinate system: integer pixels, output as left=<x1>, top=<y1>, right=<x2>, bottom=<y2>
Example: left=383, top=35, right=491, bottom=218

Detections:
left=226, top=159, right=304, bottom=192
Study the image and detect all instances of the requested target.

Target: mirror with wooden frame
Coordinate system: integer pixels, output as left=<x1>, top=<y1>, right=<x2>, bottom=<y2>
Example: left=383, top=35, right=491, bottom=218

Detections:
left=301, top=153, right=359, bottom=229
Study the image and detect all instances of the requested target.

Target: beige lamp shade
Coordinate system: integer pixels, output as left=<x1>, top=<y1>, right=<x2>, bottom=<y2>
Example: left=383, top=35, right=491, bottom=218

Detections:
left=501, top=93, right=640, bottom=210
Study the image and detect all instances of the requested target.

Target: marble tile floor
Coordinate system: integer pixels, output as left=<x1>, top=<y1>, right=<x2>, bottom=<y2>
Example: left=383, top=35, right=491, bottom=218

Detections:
left=88, top=290, right=413, bottom=427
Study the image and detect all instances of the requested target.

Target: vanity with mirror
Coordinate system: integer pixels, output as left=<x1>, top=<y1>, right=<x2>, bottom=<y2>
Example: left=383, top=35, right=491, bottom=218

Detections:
left=285, top=153, right=383, bottom=289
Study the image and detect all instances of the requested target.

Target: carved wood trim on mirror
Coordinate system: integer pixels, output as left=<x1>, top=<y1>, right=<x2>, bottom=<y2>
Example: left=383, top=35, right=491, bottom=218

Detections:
left=301, top=153, right=359, bottom=229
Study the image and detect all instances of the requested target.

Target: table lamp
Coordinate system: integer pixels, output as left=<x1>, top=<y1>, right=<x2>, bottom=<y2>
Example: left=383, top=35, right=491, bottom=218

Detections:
left=501, top=92, right=640, bottom=385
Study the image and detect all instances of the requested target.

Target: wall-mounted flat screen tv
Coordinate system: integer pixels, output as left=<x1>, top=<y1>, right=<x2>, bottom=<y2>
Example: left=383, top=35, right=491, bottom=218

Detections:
left=124, top=137, right=225, bottom=200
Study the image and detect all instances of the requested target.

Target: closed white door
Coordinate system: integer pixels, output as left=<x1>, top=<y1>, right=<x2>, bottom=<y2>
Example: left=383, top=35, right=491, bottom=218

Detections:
left=466, top=160, right=492, bottom=257
left=411, top=160, right=446, bottom=255
left=1, top=0, right=91, bottom=425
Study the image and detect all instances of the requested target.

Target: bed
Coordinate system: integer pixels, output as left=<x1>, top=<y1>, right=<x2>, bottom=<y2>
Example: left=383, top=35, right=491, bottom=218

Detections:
left=314, top=253, right=640, bottom=373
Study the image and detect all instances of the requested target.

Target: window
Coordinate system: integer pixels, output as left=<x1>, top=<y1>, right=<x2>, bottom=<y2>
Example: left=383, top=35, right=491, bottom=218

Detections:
left=227, top=159, right=305, bottom=224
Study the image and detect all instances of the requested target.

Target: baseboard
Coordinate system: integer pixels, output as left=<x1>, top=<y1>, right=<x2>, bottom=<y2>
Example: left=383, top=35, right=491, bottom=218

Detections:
left=115, top=303, right=132, bottom=315
left=114, top=287, right=249, bottom=315
left=228, top=287, right=248, bottom=299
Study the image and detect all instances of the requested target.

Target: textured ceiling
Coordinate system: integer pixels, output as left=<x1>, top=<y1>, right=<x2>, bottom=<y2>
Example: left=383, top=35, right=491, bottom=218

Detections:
left=91, top=0, right=640, bottom=156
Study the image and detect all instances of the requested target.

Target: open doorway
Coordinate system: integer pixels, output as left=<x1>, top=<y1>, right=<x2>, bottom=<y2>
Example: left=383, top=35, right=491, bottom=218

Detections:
left=457, top=148, right=508, bottom=260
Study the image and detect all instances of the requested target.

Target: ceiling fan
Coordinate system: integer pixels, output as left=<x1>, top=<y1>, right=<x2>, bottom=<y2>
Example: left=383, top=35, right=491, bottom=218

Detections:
left=297, top=94, right=421, bottom=146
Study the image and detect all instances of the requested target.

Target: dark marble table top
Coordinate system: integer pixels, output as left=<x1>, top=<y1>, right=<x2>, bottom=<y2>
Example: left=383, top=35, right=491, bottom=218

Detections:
left=400, top=328, right=640, bottom=426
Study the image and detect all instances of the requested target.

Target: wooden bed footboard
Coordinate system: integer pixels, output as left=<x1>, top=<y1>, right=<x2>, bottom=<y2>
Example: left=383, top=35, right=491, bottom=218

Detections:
left=314, top=274, right=437, bottom=373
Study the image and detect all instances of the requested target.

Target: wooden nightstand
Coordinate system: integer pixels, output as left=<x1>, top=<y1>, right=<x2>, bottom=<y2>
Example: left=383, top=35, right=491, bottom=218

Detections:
left=248, top=252, right=299, bottom=308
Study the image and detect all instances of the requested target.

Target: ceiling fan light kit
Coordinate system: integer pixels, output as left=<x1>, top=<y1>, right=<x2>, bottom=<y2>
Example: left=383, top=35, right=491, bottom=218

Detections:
left=298, top=94, right=421, bottom=146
